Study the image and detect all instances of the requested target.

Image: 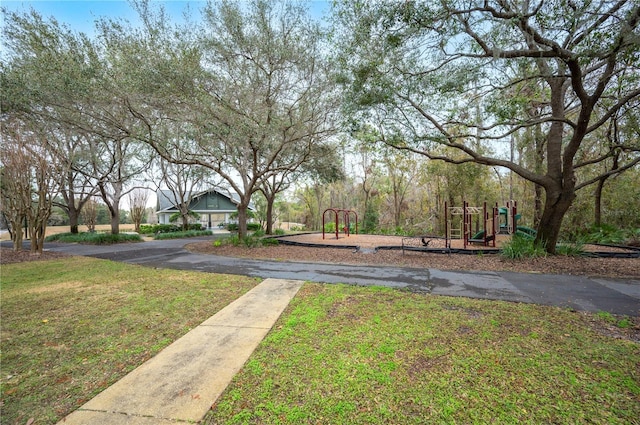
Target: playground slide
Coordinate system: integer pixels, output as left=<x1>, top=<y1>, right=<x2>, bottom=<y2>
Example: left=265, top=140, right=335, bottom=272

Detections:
left=471, top=230, right=485, bottom=240
left=515, top=226, right=537, bottom=239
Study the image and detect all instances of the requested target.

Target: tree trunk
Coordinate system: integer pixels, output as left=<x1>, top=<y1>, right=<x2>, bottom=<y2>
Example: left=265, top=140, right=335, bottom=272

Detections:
left=237, top=203, right=248, bottom=239
left=265, top=193, right=275, bottom=235
left=536, top=186, right=575, bottom=254
left=68, top=205, right=80, bottom=234
left=535, top=76, right=576, bottom=254
left=31, top=221, right=46, bottom=254
left=110, top=211, right=120, bottom=235
left=65, top=178, right=80, bottom=234
left=594, top=178, right=605, bottom=228
left=67, top=200, right=81, bottom=234
left=314, top=185, right=323, bottom=231
left=10, top=217, right=23, bottom=251
left=594, top=150, right=618, bottom=228
left=533, top=112, right=546, bottom=227
left=182, top=214, right=189, bottom=231
left=99, top=181, right=121, bottom=235
left=534, top=184, right=543, bottom=227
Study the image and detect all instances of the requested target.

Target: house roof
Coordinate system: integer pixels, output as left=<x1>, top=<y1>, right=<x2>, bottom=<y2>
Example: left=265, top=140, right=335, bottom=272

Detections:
left=156, top=188, right=254, bottom=212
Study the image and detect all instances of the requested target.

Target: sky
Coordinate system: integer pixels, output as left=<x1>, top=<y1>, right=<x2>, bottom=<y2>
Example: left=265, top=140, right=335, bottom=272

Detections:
left=1, top=0, right=332, bottom=35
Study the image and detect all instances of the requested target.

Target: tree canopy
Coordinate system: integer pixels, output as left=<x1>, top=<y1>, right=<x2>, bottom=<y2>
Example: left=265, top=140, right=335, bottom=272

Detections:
left=335, top=0, right=640, bottom=252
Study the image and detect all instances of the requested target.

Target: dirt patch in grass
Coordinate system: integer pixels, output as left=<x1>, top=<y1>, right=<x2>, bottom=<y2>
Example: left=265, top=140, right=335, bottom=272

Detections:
left=1, top=247, right=71, bottom=264
left=23, top=280, right=86, bottom=295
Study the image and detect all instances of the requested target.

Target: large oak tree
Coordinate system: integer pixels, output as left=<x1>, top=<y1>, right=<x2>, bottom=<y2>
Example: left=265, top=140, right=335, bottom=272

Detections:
left=335, top=0, right=640, bottom=252
left=108, top=0, right=338, bottom=239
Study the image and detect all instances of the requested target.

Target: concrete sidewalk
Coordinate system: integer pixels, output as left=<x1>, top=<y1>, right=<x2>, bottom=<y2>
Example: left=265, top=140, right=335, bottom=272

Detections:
left=57, top=278, right=304, bottom=425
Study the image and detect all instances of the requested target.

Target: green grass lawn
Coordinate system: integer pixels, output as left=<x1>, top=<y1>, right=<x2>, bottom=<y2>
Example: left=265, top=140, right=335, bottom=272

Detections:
left=2, top=259, right=638, bottom=425
left=204, top=284, right=640, bottom=425
left=0, top=257, right=259, bottom=424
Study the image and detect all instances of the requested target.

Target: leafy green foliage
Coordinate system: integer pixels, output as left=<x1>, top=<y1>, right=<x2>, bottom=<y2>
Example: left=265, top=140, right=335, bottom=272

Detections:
left=45, top=232, right=142, bottom=244
left=555, top=241, right=585, bottom=257
left=153, top=230, right=213, bottom=240
left=226, top=223, right=262, bottom=232
left=139, top=224, right=180, bottom=234
left=333, top=0, right=640, bottom=253
left=581, top=224, right=629, bottom=244
left=139, top=224, right=203, bottom=234
left=218, top=233, right=279, bottom=248
left=501, top=235, right=547, bottom=259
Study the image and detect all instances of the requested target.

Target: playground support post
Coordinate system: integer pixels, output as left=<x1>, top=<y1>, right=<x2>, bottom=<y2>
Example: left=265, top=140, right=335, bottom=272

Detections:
left=463, top=201, right=468, bottom=249
left=445, top=201, right=449, bottom=249
left=322, top=208, right=358, bottom=240
left=322, top=208, right=338, bottom=240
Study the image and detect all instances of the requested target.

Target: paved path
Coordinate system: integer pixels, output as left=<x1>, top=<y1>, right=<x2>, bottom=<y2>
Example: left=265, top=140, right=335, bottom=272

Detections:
left=57, top=278, right=303, bottom=425
left=34, top=237, right=639, bottom=316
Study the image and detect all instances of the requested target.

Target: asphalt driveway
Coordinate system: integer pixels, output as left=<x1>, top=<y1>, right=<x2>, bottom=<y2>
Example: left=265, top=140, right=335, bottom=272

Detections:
left=6, top=237, right=639, bottom=316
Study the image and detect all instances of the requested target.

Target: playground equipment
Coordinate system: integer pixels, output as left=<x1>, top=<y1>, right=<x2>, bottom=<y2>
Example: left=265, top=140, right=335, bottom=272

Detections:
left=499, top=200, right=519, bottom=234
left=445, top=200, right=527, bottom=249
left=446, top=201, right=498, bottom=249
left=322, top=208, right=358, bottom=240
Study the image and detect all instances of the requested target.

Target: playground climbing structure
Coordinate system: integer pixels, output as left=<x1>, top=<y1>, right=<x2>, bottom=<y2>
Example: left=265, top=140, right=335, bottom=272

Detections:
left=445, top=201, right=499, bottom=249
left=322, top=208, right=358, bottom=240
left=444, top=200, right=525, bottom=249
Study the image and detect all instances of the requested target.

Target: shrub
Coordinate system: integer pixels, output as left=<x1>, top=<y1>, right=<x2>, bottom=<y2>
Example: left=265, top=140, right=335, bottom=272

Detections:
left=139, top=224, right=181, bottom=234
left=274, top=229, right=286, bottom=236
left=627, top=229, right=640, bottom=247
left=262, top=237, right=280, bottom=246
left=501, top=234, right=547, bottom=259
left=581, top=224, right=626, bottom=244
left=242, top=236, right=262, bottom=248
left=45, top=232, right=142, bottom=244
left=138, top=224, right=155, bottom=234
left=154, top=230, right=212, bottom=240
left=147, top=223, right=202, bottom=233
left=225, top=223, right=261, bottom=232
left=555, top=240, right=585, bottom=257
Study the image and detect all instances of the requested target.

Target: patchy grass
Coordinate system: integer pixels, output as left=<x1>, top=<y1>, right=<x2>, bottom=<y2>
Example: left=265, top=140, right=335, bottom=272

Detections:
left=205, top=284, right=640, bottom=425
left=3, top=259, right=638, bottom=425
left=0, top=257, right=258, bottom=425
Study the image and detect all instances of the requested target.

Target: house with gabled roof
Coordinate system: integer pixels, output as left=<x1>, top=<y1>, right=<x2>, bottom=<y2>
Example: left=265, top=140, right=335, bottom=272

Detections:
left=156, top=188, right=254, bottom=229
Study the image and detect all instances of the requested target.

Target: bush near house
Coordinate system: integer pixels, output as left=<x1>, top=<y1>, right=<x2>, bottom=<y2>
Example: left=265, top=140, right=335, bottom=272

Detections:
left=45, top=232, right=142, bottom=244
left=226, top=223, right=262, bottom=232
left=139, top=224, right=203, bottom=234
left=154, top=230, right=213, bottom=240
